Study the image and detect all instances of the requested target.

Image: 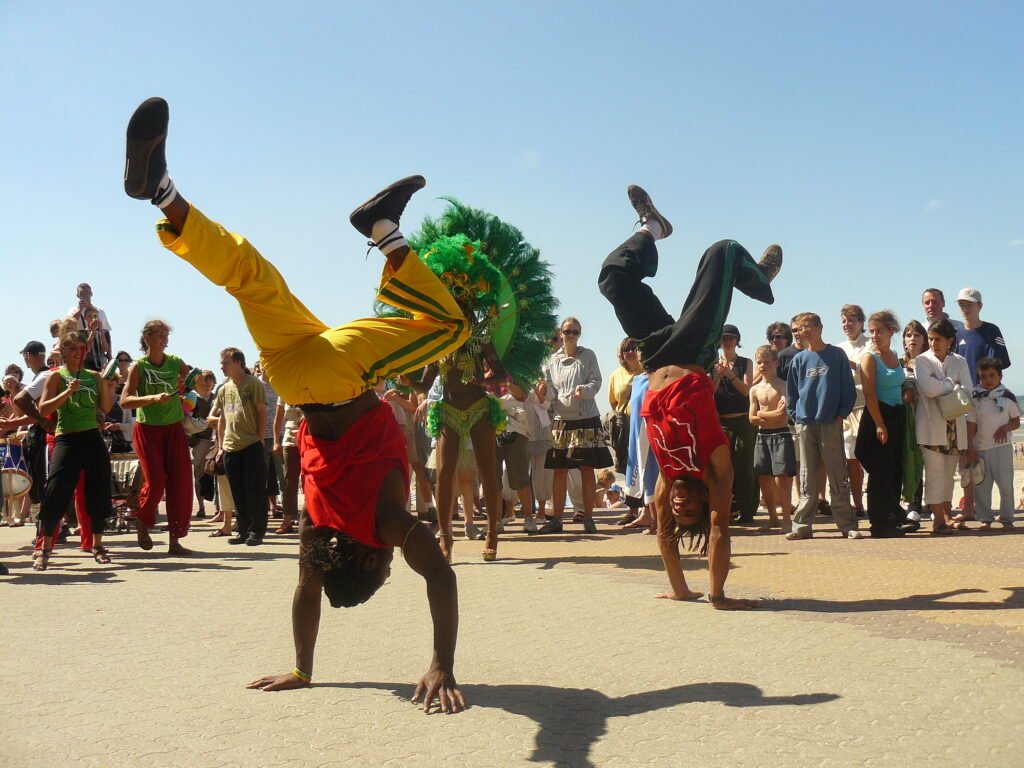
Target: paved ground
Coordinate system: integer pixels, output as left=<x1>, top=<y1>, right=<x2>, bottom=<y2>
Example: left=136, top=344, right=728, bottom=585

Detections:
left=2, top=503, right=1023, bottom=768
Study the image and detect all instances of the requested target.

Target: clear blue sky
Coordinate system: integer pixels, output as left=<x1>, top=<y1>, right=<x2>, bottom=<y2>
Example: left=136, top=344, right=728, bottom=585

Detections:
left=2, top=1, right=1021, bottom=395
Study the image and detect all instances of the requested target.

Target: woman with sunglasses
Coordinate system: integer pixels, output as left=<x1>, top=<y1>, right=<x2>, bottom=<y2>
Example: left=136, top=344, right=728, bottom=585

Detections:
left=534, top=317, right=613, bottom=534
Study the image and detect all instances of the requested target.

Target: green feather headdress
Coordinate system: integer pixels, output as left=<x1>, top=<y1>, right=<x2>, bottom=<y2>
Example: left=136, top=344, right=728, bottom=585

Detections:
left=381, top=198, right=558, bottom=385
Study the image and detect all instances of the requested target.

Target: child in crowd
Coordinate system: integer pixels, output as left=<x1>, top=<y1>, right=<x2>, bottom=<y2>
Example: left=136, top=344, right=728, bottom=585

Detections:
left=966, top=358, right=1020, bottom=529
left=595, top=468, right=626, bottom=508
left=748, top=345, right=794, bottom=532
left=785, top=312, right=860, bottom=540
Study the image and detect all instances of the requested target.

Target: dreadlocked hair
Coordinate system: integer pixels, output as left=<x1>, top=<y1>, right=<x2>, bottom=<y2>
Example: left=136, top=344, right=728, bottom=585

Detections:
left=657, top=505, right=711, bottom=556
left=299, top=533, right=392, bottom=608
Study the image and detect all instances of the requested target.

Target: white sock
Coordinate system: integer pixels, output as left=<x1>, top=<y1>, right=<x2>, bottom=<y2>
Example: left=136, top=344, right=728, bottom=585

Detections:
left=641, top=219, right=664, bottom=241
left=152, top=171, right=177, bottom=209
left=371, top=219, right=406, bottom=255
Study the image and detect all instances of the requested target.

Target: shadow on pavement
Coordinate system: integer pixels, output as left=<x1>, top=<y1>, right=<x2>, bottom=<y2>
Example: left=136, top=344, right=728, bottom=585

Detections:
left=478, top=551, right=787, bottom=572
left=768, top=587, right=1024, bottom=613
left=325, top=680, right=840, bottom=767
left=1, top=569, right=123, bottom=585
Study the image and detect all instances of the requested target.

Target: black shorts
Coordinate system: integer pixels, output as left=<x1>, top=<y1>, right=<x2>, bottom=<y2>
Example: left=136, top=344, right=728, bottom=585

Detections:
left=754, top=428, right=796, bottom=477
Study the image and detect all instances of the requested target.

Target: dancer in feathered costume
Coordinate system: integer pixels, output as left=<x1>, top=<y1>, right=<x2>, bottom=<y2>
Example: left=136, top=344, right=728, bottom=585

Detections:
left=396, top=201, right=558, bottom=562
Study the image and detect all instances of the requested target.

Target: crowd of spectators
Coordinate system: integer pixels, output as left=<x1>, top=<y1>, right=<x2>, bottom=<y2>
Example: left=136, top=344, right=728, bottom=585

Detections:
left=0, top=281, right=1019, bottom=574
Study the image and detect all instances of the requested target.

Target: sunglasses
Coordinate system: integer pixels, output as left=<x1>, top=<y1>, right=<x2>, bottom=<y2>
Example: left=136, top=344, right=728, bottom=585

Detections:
left=562, top=329, right=581, bottom=337
left=117, top=357, right=131, bottom=363
left=769, top=335, right=788, bottom=341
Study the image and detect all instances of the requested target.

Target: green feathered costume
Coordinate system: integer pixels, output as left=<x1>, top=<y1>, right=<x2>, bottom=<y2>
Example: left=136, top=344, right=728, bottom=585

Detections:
left=376, top=199, right=559, bottom=439
left=378, top=198, right=559, bottom=386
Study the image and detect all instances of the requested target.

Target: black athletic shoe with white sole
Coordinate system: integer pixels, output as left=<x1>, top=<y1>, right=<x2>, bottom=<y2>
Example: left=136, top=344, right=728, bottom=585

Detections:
left=348, top=175, right=426, bottom=241
left=124, top=97, right=170, bottom=200
left=626, top=184, right=673, bottom=239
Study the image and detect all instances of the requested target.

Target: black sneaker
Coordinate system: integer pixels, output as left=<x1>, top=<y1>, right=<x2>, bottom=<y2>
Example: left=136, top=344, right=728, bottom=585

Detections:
left=124, top=97, right=170, bottom=200
left=758, top=244, right=783, bottom=283
left=626, top=185, right=673, bottom=238
left=817, top=499, right=832, bottom=516
left=244, top=535, right=263, bottom=547
left=227, top=535, right=247, bottom=545
left=348, top=175, right=426, bottom=240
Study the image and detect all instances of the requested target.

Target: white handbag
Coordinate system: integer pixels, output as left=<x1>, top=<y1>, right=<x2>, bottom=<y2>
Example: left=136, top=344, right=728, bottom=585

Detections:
left=938, top=385, right=974, bottom=420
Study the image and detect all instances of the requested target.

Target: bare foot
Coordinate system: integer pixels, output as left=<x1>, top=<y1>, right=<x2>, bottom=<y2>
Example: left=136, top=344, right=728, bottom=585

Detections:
left=168, top=541, right=193, bottom=555
left=436, top=531, right=453, bottom=563
left=210, top=513, right=224, bottom=524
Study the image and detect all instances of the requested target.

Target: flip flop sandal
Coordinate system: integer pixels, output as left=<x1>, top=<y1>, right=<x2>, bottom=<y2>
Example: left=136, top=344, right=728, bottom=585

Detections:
left=124, top=97, right=169, bottom=200
left=91, top=547, right=112, bottom=564
left=482, top=548, right=497, bottom=562
left=208, top=529, right=230, bottom=538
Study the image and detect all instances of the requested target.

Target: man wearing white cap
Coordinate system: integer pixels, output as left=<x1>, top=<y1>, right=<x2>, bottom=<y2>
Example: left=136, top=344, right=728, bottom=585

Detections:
left=954, top=287, right=1010, bottom=524
left=955, top=288, right=1010, bottom=387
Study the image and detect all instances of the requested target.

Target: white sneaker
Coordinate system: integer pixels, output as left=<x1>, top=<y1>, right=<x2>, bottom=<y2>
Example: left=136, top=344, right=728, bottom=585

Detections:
left=846, top=530, right=863, bottom=539
left=523, top=517, right=538, bottom=533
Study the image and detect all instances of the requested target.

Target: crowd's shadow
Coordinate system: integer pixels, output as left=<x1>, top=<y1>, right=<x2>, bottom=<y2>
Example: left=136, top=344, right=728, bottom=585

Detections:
left=767, top=587, right=1024, bottom=613
left=323, top=680, right=839, bottom=767
left=476, top=551, right=786, bottom=573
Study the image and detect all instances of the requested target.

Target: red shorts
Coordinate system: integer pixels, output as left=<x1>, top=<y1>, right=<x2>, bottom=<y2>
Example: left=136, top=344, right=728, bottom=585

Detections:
left=640, top=372, right=729, bottom=481
left=298, top=400, right=409, bottom=549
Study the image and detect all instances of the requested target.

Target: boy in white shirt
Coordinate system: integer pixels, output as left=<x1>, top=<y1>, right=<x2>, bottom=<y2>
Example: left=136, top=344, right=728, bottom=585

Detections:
left=966, top=358, right=1020, bottom=529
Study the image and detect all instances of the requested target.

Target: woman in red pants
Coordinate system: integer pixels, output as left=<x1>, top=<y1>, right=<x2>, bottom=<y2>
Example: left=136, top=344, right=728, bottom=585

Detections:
left=119, top=320, right=196, bottom=554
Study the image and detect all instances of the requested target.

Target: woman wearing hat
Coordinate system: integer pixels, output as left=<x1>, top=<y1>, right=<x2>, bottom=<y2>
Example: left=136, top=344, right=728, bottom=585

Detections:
left=713, top=324, right=757, bottom=524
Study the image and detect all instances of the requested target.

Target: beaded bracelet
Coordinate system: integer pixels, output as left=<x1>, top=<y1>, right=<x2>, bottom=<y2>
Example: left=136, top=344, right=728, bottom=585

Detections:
left=291, top=667, right=312, bottom=683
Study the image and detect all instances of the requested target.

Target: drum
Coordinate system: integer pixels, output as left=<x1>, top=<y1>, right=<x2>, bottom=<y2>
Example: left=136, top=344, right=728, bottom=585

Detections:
left=184, top=367, right=202, bottom=390
left=1, top=441, right=31, bottom=499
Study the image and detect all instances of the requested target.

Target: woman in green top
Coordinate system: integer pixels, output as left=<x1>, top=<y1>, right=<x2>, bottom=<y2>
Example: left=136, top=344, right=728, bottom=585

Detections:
left=35, top=326, right=115, bottom=570
left=119, top=319, right=196, bottom=554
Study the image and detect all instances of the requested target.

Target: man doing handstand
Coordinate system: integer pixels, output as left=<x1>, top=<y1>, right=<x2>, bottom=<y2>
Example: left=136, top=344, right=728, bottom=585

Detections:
left=124, top=97, right=471, bottom=712
left=598, top=185, right=781, bottom=610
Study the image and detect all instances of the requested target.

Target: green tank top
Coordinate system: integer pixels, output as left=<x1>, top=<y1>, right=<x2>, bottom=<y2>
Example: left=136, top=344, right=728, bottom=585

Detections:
left=56, top=367, right=101, bottom=435
left=136, top=354, right=185, bottom=426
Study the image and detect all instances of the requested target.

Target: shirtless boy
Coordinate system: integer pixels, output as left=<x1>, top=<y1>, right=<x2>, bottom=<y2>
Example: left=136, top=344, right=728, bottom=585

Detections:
left=748, top=345, right=795, bottom=532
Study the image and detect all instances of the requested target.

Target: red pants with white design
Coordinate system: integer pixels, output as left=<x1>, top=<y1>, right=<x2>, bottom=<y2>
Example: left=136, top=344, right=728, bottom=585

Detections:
left=134, top=422, right=194, bottom=538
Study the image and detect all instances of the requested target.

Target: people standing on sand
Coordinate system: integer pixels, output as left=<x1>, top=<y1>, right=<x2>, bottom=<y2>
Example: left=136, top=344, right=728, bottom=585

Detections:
left=33, top=324, right=116, bottom=570
left=838, top=304, right=869, bottom=519
left=212, top=348, right=268, bottom=546
left=598, top=183, right=777, bottom=609
left=785, top=313, right=861, bottom=541
left=749, top=345, right=794, bottom=533
left=118, top=319, right=196, bottom=554
left=713, top=324, right=756, bottom=524
left=966, top=358, right=1019, bottom=530
left=534, top=317, right=612, bottom=535
left=855, top=311, right=910, bottom=538
left=912, top=319, right=972, bottom=534
left=607, top=337, right=644, bottom=475
left=124, top=97, right=466, bottom=711
left=899, top=320, right=928, bottom=530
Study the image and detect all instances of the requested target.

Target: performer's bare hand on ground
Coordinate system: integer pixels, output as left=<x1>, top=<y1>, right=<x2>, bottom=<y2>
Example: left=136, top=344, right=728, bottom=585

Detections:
left=711, top=597, right=760, bottom=611
left=246, top=673, right=311, bottom=692
left=412, top=664, right=466, bottom=714
left=655, top=589, right=704, bottom=601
